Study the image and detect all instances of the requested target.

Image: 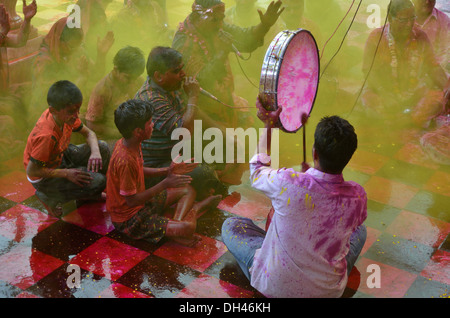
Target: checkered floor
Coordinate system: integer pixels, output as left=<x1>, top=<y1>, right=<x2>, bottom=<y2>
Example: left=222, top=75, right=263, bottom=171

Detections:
left=0, top=0, right=448, bottom=299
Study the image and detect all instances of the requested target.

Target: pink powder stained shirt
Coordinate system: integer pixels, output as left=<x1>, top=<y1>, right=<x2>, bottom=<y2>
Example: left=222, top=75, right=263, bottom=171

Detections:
left=248, top=153, right=367, bottom=298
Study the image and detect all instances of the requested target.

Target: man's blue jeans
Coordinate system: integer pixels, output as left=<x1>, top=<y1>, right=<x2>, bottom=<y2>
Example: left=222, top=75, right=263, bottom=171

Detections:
left=222, top=217, right=367, bottom=280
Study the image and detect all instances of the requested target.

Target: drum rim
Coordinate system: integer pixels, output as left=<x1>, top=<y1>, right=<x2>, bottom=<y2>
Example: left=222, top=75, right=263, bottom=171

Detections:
left=260, top=28, right=321, bottom=133
left=260, top=30, right=295, bottom=110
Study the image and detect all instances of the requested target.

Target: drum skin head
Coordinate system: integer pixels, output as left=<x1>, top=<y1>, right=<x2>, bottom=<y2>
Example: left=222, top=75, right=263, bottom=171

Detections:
left=260, top=29, right=320, bottom=133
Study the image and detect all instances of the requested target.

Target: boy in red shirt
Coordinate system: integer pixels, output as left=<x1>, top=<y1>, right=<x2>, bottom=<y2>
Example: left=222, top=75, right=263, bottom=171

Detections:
left=107, top=99, right=221, bottom=246
left=24, top=80, right=110, bottom=218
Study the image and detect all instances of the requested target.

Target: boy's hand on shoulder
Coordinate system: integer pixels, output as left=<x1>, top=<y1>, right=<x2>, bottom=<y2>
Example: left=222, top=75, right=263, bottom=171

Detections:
left=65, top=168, right=93, bottom=187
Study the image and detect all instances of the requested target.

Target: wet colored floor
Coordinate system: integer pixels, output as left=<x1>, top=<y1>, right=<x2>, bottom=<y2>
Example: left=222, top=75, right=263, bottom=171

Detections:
left=0, top=0, right=449, bottom=299
left=1, top=139, right=449, bottom=299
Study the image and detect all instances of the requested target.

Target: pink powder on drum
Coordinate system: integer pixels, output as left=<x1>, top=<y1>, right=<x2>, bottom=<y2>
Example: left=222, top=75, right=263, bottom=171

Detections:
left=277, top=31, right=319, bottom=132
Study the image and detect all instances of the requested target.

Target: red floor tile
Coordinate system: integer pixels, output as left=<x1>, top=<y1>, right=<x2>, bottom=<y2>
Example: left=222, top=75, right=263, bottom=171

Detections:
left=364, top=176, right=419, bottom=209
left=0, top=245, right=65, bottom=290
left=354, top=257, right=417, bottom=298
left=385, top=211, right=450, bottom=248
left=420, top=249, right=450, bottom=286
left=69, top=236, right=150, bottom=281
left=63, top=201, right=114, bottom=235
left=0, top=171, right=36, bottom=203
left=218, top=188, right=271, bottom=222
left=0, top=204, right=58, bottom=243
left=154, top=235, right=227, bottom=272
left=176, top=273, right=255, bottom=298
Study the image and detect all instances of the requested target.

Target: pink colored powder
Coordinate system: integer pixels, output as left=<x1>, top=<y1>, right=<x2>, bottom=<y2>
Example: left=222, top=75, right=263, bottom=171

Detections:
left=277, top=32, right=319, bottom=132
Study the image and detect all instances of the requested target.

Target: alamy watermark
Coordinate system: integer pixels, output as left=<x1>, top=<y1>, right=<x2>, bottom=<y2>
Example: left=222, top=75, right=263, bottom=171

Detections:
left=67, top=4, right=81, bottom=28
left=170, top=120, right=280, bottom=168
left=66, top=264, right=81, bottom=289
left=366, top=264, right=381, bottom=289
left=367, top=4, right=382, bottom=29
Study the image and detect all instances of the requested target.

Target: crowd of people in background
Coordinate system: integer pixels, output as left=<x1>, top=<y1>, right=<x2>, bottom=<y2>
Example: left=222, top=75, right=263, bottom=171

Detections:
left=0, top=0, right=447, bottom=164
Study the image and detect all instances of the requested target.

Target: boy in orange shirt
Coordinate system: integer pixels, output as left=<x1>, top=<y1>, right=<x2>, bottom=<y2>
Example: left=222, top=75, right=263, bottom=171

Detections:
left=107, top=99, right=221, bottom=246
left=24, top=80, right=110, bottom=217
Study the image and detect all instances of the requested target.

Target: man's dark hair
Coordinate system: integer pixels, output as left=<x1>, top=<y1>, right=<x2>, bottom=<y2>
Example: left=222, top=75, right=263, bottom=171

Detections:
left=313, top=116, right=357, bottom=174
left=387, top=0, right=414, bottom=19
left=113, top=46, right=145, bottom=77
left=114, top=99, right=153, bottom=138
left=47, top=80, right=83, bottom=110
left=146, top=46, right=182, bottom=77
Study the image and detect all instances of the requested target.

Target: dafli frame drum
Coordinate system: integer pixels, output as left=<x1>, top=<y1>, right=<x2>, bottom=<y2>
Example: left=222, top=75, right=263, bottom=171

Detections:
left=260, top=29, right=320, bottom=133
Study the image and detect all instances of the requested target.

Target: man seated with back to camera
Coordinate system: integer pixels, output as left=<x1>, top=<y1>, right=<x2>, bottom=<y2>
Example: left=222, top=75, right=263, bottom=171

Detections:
left=222, top=95, right=367, bottom=298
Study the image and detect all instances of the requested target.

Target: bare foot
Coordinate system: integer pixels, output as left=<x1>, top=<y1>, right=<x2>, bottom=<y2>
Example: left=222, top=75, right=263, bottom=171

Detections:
left=194, top=194, right=222, bottom=219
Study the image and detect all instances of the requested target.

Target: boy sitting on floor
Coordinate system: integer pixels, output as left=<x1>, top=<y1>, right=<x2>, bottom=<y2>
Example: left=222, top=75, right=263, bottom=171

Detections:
left=106, top=99, right=221, bottom=246
left=24, top=80, right=111, bottom=218
left=222, top=96, right=367, bottom=298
